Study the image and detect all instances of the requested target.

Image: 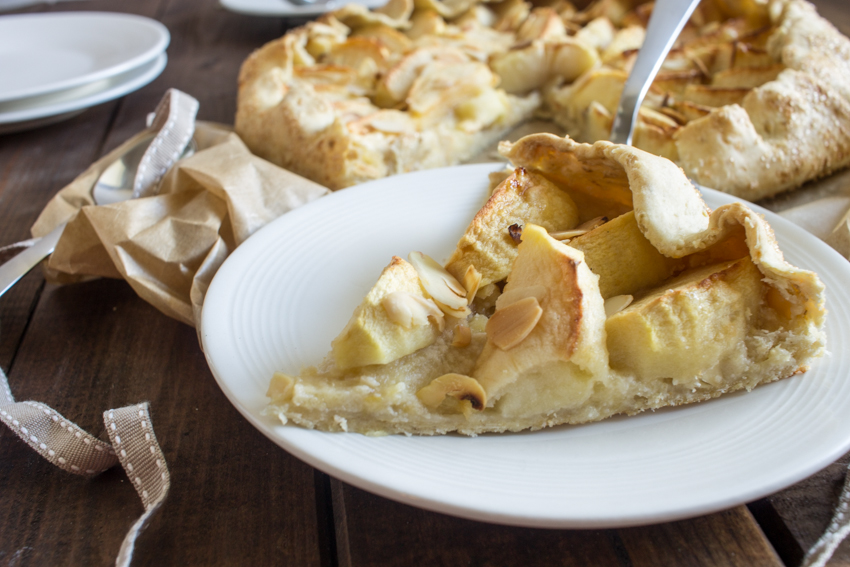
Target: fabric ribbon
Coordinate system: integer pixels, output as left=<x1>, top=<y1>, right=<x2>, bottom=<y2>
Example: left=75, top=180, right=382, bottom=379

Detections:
left=0, top=89, right=194, bottom=566
left=0, top=365, right=170, bottom=567
left=133, top=88, right=199, bottom=199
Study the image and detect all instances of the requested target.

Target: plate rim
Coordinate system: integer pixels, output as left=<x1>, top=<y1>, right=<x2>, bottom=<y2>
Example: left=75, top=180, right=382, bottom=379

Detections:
left=0, top=52, right=167, bottom=129
left=0, top=11, right=169, bottom=104
left=201, top=163, right=850, bottom=528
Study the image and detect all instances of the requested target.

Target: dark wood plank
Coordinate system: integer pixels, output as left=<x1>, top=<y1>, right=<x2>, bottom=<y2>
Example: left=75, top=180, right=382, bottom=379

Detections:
left=0, top=101, right=117, bottom=371
left=334, top=481, right=782, bottom=567
left=760, top=452, right=850, bottom=567
left=0, top=0, right=160, bottom=369
left=618, top=507, right=783, bottom=567
left=0, top=0, right=326, bottom=566
left=0, top=278, right=325, bottom=566
left=333, top=481, right=630, bottom=567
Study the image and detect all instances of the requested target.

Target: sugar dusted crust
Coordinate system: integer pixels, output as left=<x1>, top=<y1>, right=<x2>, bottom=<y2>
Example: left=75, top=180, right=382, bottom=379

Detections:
left=237, top=0, right=850, bottom=198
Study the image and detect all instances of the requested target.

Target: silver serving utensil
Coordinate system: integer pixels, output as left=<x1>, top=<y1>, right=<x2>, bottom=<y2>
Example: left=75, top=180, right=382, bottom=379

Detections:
left=610, top=0, right=701, bottom=145
left=285, top=0, right=329, bottom=6
left=0, top=134, right=196, bottom=297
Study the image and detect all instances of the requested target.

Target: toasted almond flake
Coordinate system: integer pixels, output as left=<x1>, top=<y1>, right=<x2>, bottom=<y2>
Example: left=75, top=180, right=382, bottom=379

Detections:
left=416, top=373, right=486, bottom=411
left=409, top=251, right=467, bottom=311
left=551, top=216, right=609, bottom=240
left=604, top=294, right=633, bottom=317
left=452, top=322, right=472, bottom=347
left=495, top=284, right=547, bottom=310
left=549, top=228, right=588, bottom=240
left=577, top=215, right=609, bottom=230
left=433, top=298, right=471, bottom=320
left=461, top=265, right=482, bottom=305
left=486, top=296, right=543, bottom=350
left=382, top=291, right=445, bottom=330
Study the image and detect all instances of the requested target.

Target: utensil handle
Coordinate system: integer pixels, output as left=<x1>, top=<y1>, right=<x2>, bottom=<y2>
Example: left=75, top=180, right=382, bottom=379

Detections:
left=609, top=0, right=701, bottom=145
left=0, top=223, right=65, bottom=298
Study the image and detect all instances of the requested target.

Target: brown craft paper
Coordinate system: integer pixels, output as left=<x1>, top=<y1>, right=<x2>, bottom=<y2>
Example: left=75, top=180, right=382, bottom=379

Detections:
left=31, top=121, right=330, bottom=329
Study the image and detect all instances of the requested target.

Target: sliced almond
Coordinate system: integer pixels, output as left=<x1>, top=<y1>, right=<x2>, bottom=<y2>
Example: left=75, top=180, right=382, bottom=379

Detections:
left=486, top=296, right=543, bottom=350
left=550, top=216, right=610, bottom=240
left=452, top=322, right=472, bottom=347
left=604, top=294, right=633, bottom=317
left=549, top=216, right=608, bottom=240
left=382, top=291, right=446, bottom=330
left=577, top=215, right=609, bottom=231
left=548, top=228, right=588, bottom=240
left=433, top=298, right=471, bottom=320
left=495, top=284, right=547, bottom=310
left=408, top=251, right=468, bottom=311
left=461, top=265, right=482, bottom=305
left=416, top=373, right=487, bottom=411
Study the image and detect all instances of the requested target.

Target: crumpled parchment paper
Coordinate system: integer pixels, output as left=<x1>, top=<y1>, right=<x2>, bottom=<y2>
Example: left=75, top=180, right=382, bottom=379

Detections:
left=30, top=121, right=330, bottom=330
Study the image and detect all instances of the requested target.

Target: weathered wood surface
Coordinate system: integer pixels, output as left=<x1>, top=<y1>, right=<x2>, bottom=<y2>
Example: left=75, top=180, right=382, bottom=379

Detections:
left=0, top=0, right=847, bottom=565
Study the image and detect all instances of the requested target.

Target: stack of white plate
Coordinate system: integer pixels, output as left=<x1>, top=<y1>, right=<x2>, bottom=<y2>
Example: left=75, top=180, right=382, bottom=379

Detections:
left=0, top=12, right=169, bottom=134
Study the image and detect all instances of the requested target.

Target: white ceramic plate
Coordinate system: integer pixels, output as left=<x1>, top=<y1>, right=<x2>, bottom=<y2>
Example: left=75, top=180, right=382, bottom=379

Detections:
left=0, top=12, right=169, bottom=104
left=0, top=52, right=167, bottom=134
left=220, top=0, right=385, bottom=18
left=202, top=163, right=850, bottom=528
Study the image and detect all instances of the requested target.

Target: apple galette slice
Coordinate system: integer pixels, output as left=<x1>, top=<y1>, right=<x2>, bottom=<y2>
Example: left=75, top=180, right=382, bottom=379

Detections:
left=265, top=137, right=825, bottom=436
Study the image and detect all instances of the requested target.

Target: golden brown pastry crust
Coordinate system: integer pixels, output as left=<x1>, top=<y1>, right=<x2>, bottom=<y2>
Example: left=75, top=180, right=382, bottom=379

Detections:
left=235, top=0, right=550, bottom=189
left=673, top=0, right=850, bottom=200
left=236, top=0, right=850, bottom=196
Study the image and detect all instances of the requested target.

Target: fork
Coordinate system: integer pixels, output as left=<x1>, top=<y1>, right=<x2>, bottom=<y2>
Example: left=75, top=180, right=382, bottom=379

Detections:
left=609, top=0, right=701, bottom=145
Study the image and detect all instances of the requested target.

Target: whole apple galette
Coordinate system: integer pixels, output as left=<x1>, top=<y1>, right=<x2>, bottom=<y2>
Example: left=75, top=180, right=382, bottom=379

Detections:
left=264, top=135, right=826, bottom=435
left=236, top=0, right=850, bottom=199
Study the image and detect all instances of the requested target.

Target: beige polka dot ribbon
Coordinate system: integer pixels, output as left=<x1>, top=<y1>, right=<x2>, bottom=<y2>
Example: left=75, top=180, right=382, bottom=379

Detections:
left=0, top=365, right=170, bottom=567
left=133, top=88, right=199, bottom=199
left=0, top=88, right=194, bottom=565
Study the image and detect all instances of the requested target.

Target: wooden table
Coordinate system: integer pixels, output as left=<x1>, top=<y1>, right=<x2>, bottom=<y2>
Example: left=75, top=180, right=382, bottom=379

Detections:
left=0, top=0, right=848, bottom=565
